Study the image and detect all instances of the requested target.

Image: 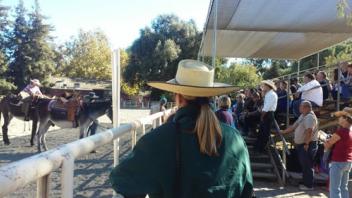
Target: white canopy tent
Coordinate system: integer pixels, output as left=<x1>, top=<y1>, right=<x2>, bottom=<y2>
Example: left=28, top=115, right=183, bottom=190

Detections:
left=199, top=0, right=352, bottom=60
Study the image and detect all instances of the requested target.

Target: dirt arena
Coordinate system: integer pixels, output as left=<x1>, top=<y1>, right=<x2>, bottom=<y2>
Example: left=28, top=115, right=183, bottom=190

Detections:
left=0, top=109, right=328, bottom=198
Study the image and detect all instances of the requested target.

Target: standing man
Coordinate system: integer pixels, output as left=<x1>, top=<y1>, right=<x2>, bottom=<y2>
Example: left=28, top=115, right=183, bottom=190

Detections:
left=254, top=80, right=278, bottom=152
left=281, top=101, right=319, bottom=190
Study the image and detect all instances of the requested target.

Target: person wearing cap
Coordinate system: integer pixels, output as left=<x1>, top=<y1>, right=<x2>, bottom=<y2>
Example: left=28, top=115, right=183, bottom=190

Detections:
left=20, top=79, right=43, bottom=121
left=109, top=60, right=253, bottom=198
left=281, top=101, right=319, bottom=191
left=254, top=80, right=278, bottom=152
left=324, top=108, right=352, bottom=198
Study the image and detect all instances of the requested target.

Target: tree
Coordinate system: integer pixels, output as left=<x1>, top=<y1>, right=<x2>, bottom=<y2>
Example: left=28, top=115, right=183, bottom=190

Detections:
left=216, top=64, right=261, bottom=88
left=26, top=0, right=55, bottom=85
left=8, top=0, right=31, bottom=90
left=0, top=0, right=15, bottom=93
left=62, top=29, right=111, bottom=80
left=124, top=14, right=201, bottom=85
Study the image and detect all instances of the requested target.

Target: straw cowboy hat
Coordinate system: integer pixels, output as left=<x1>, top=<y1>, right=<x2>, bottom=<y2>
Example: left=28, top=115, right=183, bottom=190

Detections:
left=261, top=80, right=277, bottom=91
left=30, top=79, right=41, bottom=86
left=148, top=59, right=237, bottom=97
left=333, top=107, right=352, bottom=118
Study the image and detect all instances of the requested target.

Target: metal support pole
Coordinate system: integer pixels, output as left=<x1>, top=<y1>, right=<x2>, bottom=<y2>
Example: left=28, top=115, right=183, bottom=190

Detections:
left=211, top=0, right=218, bottom=68
left=286, top=75, right=291, bottom=128
left=112, top=49, right=121, bottom=167
left=337, top=63, right=341, bottom=111
left=61, top=156, right=74, bottom=198
left=282, top=150, right=286, bottom=185
left=317, top=53, right=320, bottom=69
left=37, top=174, right=50, bottom=198
left=297, top=60, right=301, bottom=77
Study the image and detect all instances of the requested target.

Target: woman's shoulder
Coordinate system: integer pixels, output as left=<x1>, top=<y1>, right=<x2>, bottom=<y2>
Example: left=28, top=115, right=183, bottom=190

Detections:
left=220, top=123, right=245, bottom=143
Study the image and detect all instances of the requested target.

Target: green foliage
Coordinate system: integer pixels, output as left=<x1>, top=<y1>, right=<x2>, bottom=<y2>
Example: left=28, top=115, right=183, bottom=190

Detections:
left=8, top=0, right=54, bottom=90
left=27, top=0, right=55, bottom=81
left=0, top=1, right=14, bottom=93
left=8, top=0, right=31, bottom=90
left=337, top=0, right=352, bottom=25
left=61, top=29, right=111, bottom=80
left=121, top=81, right=140, bottom=96
left=216, top=64, right=261, bottom=88
left=324, top=41, right=352, bottom=65
left=124, top=14, right=201, bottom=85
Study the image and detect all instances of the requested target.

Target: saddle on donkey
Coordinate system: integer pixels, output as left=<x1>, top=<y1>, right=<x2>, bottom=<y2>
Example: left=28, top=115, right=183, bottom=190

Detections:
left=49, top=92, right=81, bottom=127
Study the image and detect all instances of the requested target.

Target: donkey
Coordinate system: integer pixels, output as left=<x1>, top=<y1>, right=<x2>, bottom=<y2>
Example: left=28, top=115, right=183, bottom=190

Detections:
left=0, top=94, right=39, bottom=146
left=36, top=98, right=112, bottom=152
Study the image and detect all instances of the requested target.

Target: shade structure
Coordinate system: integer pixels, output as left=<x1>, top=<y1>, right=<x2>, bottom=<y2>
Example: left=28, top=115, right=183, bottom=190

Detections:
left=200, top=0, right=352, bottom=60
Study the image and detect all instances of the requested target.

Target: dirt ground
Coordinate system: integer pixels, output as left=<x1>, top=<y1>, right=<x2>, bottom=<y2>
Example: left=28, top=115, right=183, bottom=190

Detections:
left=0, top=109, right=330, bottom=198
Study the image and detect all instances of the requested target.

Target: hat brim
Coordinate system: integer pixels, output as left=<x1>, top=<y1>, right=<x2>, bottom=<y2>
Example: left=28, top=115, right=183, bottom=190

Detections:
left=148, top=79, right=238, bottom=97
left=261, top=81, right=276, bottom=91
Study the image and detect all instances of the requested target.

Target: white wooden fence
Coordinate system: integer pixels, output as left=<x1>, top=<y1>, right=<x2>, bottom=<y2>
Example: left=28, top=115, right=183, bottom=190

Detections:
left=0, top=108, right=174, bottom=198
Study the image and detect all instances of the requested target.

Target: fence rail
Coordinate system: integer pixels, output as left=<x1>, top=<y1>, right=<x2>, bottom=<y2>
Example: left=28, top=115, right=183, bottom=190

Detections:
left=0, top=108, right=174, bottom=198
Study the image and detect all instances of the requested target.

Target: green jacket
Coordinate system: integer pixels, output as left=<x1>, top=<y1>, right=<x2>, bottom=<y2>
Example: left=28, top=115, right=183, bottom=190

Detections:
left=110, top=105, right=253, bottom=198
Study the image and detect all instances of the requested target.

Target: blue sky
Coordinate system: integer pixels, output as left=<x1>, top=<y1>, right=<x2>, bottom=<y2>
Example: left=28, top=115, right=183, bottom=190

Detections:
left=2, top=0, right=210, bottom=49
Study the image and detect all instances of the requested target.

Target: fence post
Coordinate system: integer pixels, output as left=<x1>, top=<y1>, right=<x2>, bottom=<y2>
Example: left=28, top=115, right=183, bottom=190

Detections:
left=131, top=129, right=137, bottom=149
left=142, top=124, right=146, bottom=135
left=112, top=49, right=121, bottom=167
left=61, top=156, right=74, bottom=198
left=37, top=174, right=50, bottom=198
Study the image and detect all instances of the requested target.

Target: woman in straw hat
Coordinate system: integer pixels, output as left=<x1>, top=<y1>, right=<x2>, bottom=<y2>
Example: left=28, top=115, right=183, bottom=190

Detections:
left=324, top=108, right=352, bottom=198
left=110, top=60, right=253, bottom=198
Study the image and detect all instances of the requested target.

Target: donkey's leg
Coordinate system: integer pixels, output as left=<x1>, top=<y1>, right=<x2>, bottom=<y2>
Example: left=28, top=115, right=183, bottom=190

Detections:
left=2, top=111, right=12, bottom=145
left=79, top=118, right=92, bottom=139
left=41, top=122, right=52, bottom=151
left=30, top=117, right=39, bottom=146
left=37, top=120, right=48, bottom=152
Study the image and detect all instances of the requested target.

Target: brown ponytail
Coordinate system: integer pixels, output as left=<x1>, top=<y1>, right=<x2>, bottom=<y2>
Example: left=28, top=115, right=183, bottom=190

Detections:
left=194, top=103, right=222, bottom=156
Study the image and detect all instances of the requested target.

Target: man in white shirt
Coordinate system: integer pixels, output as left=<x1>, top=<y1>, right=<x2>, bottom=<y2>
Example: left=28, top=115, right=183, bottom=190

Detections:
left=254, top=80, right=278, bottom=152
left=292, top=74, right=323, bottom=117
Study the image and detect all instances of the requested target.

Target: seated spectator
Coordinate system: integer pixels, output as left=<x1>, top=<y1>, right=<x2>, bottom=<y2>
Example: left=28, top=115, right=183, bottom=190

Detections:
left=292, top=73, right=323, bottom=117
left=216, top=95, right=234, bottom=127
left=276, top=81, right=289, bottom=113
left=291, top=77, right=302, bottom=90
left=316, top=71, right=332, bottom=101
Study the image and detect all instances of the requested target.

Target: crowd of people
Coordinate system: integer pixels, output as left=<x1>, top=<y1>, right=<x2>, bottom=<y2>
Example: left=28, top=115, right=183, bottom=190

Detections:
left=109, top=59, right=352, bottom=197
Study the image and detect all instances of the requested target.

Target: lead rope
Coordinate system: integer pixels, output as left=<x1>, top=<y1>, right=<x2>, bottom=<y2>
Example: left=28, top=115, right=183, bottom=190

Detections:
left=174, top=121, right=181, bottom=198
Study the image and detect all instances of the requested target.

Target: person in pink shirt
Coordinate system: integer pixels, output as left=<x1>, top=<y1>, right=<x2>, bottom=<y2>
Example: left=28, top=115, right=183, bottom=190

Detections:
left=20, top=79, right=43, bottom=121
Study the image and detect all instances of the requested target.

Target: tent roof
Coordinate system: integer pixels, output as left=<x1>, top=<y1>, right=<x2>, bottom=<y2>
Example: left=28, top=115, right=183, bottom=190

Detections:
left=200, top=0, right=352, bottom=60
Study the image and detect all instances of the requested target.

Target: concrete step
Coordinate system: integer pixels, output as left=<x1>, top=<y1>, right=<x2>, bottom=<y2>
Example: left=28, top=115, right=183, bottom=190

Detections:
left=251, top=162, right=273, bottom=170
left=253, top=171, right=277, bottom=179
left=243, top=137, right=256, bottom=144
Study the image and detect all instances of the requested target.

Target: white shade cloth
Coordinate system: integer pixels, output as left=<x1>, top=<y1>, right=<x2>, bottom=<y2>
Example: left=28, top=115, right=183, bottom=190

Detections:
left=200, top=0, right=352, bottom=60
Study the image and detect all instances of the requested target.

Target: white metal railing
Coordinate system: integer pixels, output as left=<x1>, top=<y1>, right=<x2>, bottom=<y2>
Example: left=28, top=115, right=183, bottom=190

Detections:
left=0, top=108, right=175, bottom=198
